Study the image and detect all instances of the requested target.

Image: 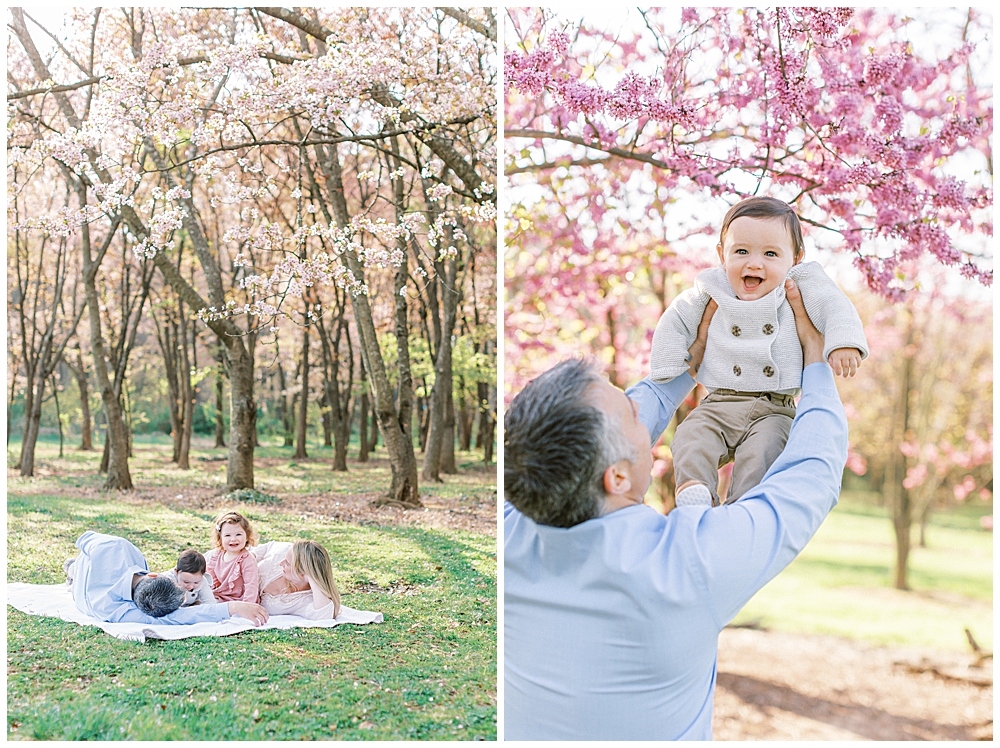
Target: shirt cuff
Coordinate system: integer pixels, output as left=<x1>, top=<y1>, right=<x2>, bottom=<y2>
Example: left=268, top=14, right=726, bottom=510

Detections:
left=801, top=361, right=838, bottom=396
left=626, top=373, right=697, bottom=445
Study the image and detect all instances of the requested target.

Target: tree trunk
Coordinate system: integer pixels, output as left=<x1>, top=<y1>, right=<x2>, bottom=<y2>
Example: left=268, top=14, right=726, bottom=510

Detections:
left=458, top=383, right=473, bottom=452
left=475, top=380, right=495, bottom=464
left=226, top=343, right=256, bottom=490
left=18, top=360, right=35, bottom=470
left=71, top=348, right=94, bottom=450
left=276, top=344, right=293, bottom=447
left=315, top=308, right=349, bottom=472
left=418, top=393, right=430, bottom=452
left=332, top=321, right=354, bottom=471
left=887, top=312, right=915, bottom=590
left=317, top=140, right=420, bottom=506
left=54, top=377, right=64, bottom=458
left=423, top=253, right=459, bottom=481
left=320, top=391, right=333, bottom=447
left=295, top=321, right=310, bottom=459
left=369, top=411, right=379, bottom=453
left=79, top=214, right=133, bottom=490
left=19, top=372, right=46, bottom=477
left=177, top=301, right=194, bottom=470
left=150, top=263, right=186, bottom=464
left=606, top=301, right=620, bottom=389
left=140, top=141, right=256, bottom=491
left=358, top=368, right=370, bottom=462
left=8, top=353, right=20, bottom=447
left=215, top=341, right=226, bottom=448
left=441, top=384, right=457, bottom=474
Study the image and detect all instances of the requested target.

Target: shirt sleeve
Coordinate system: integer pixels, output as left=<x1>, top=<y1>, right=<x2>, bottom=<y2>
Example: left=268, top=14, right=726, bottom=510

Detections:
left=196, top=576, right=217, bottom=604
left=240, top=555, right=261, bottom=603
left=626, top=373, right=697, bottom=446
left=649, top=287, right=711, bottom=382
left=688, top=362, right=847, bottom=627
left=790, top=262, right=869, bottom=361
left=114, top=601, right=232, bottom=625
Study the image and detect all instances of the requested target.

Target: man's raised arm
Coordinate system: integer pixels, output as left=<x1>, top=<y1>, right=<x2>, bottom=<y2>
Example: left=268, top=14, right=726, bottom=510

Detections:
left=627, top=298, right=718, bottom=443
left=692, top=279, right=848, bottom=626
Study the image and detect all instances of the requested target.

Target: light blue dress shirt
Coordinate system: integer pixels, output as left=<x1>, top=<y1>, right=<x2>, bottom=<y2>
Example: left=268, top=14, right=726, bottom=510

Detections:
left=72, top=531, right=232, bottom=624
left=504, top=363, right=847, bottom=740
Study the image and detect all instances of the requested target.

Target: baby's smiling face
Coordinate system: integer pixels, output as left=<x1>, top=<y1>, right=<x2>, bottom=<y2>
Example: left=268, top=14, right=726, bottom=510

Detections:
left=717, top=216, right=802, bottom=300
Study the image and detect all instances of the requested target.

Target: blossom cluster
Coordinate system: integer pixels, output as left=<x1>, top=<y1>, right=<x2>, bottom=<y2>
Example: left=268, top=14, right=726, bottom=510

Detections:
left=505, top=7, right=992, bottom=301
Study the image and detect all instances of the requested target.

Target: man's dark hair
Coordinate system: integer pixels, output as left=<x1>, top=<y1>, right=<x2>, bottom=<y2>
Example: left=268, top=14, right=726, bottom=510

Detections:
left=176, top=549, right=206, bottom=574
left=133, top=575, right=184, bottom=617
left=504, top=358, right=636, bottom=528
left=719, top=196, right=805, bottom=257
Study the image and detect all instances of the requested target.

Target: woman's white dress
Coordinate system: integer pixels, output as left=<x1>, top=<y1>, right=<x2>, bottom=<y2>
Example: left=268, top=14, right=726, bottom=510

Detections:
left=251, top=541, right=337, bottom=620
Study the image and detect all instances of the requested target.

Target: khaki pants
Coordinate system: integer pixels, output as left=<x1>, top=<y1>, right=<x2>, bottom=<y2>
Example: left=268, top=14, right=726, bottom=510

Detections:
left=672, top=390, right=796, bottom=505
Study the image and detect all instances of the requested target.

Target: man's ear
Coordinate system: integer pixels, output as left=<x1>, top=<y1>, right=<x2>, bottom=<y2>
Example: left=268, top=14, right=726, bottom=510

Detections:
left=603, top=460, right=632, bottom=497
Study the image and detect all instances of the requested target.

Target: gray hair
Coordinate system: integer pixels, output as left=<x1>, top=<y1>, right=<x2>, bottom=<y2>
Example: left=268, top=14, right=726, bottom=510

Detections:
left=504, top=358, right=639, bottom=528
left=134, top=575, right=185, bottom=617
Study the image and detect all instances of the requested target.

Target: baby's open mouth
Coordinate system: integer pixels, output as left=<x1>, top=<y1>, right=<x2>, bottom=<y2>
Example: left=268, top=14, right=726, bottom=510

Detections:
left=742, top=276, right=763, bottom=290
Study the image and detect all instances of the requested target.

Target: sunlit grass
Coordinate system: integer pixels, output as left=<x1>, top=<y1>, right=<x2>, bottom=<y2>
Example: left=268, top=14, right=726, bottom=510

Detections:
left=7, top=435, right=496, bottom=741
left=731, top=493, right=992, bottom=652
left=7, top=434, right=495, bottom=501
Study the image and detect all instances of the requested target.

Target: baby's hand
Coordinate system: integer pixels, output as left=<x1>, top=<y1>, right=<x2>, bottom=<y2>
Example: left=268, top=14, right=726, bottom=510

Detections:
left=828, top=347, right=862, bottom=378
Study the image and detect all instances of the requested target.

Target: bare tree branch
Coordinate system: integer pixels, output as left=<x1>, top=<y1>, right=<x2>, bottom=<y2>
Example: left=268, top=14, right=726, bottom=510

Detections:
left=437, top=8, right=496, bottom=41
left=254, top=7, right=336, bottom=43
left=6, top=52, right=303, bottom=101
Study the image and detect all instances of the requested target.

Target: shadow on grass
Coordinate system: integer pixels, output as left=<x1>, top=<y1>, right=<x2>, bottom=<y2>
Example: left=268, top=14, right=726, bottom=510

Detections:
left=717, top=671, right=979, bottom=740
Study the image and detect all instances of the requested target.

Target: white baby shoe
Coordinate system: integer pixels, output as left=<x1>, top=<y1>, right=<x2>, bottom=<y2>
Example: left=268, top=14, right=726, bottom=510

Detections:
left=675, top=483, right=713, bottom=507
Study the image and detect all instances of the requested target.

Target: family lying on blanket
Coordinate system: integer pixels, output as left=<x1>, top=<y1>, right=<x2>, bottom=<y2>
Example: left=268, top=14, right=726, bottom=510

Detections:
left=65, top=510, right=342, bottom=626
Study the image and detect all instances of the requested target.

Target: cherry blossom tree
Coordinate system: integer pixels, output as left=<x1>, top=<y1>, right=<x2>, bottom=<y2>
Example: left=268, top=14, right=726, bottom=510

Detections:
left=505, top=7, right=991, bottom=395
left=9, top=7, right=496, bottom=500
left=839, top=278, right=992, bottom=589
left=504, top=8, right=992, bottom=550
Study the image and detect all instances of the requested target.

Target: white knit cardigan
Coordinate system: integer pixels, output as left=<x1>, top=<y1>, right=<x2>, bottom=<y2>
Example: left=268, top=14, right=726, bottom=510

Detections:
left=650, top=261, right=869, bottom=392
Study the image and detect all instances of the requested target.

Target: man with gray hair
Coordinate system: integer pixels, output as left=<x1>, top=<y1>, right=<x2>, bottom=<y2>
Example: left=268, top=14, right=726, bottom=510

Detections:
left=70, top=530, right=269, bottom=626
left=504, top=280, right=848, bottom=740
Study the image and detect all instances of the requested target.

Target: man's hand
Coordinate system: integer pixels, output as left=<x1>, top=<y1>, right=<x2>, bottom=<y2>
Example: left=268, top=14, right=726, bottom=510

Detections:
left=687, top=299, right=719, bottom=377
left=828, top=347, right=861, bottom=378
left=785, top=279, right=825, bottom=366
left=228, top=601, right=269, bottom=626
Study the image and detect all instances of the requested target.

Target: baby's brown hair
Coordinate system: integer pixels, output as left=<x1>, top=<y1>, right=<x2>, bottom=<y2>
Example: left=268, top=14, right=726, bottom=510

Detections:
left=210, top=510, right=258, bottom=550
left=719, top=197, right=805, bottom=258
left=176, top=548, right=206, bottom=574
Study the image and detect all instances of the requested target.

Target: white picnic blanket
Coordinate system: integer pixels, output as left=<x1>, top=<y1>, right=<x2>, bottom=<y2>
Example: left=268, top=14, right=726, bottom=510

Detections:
left=6, top=582, right=383, bottom=643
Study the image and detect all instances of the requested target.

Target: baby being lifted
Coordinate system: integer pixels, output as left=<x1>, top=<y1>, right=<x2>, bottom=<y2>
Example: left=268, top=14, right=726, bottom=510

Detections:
left=651, top=197, right=868, bottom=507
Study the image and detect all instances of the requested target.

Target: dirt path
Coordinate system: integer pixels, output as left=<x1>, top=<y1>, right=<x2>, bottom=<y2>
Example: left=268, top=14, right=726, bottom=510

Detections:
left=714, top=627, right=992, bottom=740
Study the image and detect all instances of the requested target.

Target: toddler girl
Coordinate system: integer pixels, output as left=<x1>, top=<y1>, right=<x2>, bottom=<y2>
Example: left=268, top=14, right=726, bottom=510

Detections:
left=204, top=510, right=260, bottom=603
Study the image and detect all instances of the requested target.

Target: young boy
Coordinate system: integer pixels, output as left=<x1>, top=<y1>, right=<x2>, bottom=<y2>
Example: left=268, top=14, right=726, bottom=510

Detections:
left=650, top=197, right=868, bottom=507
left=159, top=549, right=216, bottom=607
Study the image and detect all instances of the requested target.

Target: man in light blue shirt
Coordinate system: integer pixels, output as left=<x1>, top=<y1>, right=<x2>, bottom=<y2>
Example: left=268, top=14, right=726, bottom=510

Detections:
left=71, top=530, right=269, bottom=626
left=504, top=281, right=847, bottom=740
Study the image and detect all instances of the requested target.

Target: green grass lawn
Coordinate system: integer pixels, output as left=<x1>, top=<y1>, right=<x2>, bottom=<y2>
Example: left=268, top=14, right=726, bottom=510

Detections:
left=730, top=491, right=993, bottom=653
left=7, top=437, right=496, bottom=741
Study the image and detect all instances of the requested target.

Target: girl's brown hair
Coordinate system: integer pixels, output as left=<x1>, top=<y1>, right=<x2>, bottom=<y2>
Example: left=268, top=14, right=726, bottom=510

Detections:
left=719, top=197, right=805, bottom=257
left=210, top=510, right=258, bottom=550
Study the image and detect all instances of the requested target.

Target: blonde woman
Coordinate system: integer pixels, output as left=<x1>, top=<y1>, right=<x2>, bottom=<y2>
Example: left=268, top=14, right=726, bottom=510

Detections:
left=254, top=540, right=342, bottom=620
